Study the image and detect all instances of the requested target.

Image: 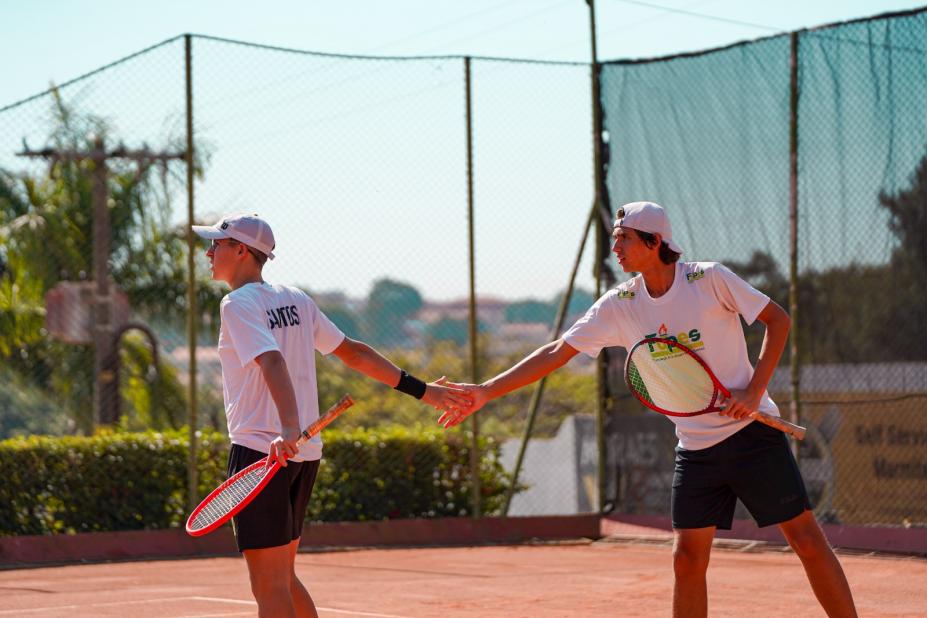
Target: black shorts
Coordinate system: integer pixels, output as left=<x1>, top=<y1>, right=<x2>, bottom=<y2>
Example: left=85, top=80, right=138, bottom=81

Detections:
left=671, top=421, right=810, bottom=530
left=227, top=444, right=320, bottom=552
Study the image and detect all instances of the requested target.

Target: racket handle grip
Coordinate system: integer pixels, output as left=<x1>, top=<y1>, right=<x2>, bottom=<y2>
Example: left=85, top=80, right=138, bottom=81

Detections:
left=296, top=394, right=355, bottom=446
left=750, top=410, right=806, bottom=440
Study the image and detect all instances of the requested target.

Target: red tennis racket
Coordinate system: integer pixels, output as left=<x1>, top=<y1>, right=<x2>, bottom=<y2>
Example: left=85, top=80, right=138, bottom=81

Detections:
left=625, top=337, right=805, bottom=440
left=186, top=394, right=355, bottom=537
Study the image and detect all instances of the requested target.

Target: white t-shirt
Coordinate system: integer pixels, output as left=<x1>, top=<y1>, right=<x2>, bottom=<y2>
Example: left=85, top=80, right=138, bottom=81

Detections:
left=563, top=261, right=778, bottom=451
left=217, top=282, right=345, bottom=461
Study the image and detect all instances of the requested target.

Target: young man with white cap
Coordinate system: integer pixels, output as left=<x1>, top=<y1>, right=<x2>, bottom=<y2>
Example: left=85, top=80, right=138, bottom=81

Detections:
left=193, top=213, right=471, bottom=618
left=438, top=202, right=857, bottom=618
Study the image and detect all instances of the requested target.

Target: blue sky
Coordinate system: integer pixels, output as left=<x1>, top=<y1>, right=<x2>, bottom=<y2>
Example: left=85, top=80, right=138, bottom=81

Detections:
left=2, top=1, right=923, bottom=301
left=3, top=1, right=922, bottom=103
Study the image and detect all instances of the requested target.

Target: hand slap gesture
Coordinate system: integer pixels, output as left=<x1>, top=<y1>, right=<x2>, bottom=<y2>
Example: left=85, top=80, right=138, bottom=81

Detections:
left=422, top=376, right=474, bottom=414
left=437, top=382, right=490, bottom=428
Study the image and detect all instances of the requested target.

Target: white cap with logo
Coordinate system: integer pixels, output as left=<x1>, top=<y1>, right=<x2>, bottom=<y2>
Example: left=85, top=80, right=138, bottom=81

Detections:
left=192, top=213, right=276, bottom=260
left=614, top=201, right=683, bottom=254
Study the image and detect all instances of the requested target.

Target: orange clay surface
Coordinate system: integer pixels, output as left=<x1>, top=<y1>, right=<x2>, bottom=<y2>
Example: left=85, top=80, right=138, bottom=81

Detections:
left=1, top=541, right=925, bottom=617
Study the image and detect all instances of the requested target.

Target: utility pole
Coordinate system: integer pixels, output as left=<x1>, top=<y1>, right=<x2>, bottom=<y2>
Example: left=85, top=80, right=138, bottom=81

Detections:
left=18, top=137, right=185, bottom=426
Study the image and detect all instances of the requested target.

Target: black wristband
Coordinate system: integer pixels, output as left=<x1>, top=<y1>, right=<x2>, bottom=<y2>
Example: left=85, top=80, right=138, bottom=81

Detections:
left=394, top=370, right=427, bottom=399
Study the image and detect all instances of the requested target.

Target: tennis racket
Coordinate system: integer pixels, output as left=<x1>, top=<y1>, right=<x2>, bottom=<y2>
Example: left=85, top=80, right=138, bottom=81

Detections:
left=186, top=394, right=355, bottom=537
left=625, top=337, right=805, bottom=440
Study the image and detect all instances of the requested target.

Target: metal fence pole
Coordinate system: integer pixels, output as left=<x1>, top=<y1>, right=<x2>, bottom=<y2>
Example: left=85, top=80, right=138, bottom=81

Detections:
left=788, top=31, right=801, bottom=461
left=501, top=209, right=595, bottom=516
left=184, top=33, right=200, bottom=511
left=587, top=0, right=609, bottom=512
left=464, top=56, right=481, bottom=519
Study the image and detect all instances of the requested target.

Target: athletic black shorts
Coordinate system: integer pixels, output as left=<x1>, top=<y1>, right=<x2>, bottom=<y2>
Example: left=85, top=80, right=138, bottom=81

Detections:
left=671, top=421, right=811, bottom=530
left=226, top=444, right=320, bottom=552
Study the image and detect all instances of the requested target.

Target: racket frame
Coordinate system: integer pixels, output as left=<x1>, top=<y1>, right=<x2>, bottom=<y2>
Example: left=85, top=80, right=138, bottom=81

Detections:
left=625, top=337, right=806, bottom=440
left=626, top=336, right=727, bottom=417
left=185, top=393, right=355, bottom=537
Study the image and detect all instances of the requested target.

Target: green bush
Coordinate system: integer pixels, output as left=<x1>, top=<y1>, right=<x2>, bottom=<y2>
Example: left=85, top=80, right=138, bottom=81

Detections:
left=310, top=425, right=508, bottom=521
left=0, top=428, right=227, bottom=535
left=0, top=425, right=509, bottom=536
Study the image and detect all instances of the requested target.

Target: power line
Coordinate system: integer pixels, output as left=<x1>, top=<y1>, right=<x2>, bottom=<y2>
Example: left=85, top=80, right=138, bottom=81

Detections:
left=361, top=0, right=525, bottom=54
left=533, top=0, right=722, bottom=58
left=420, top=0, right=576, bottom=54
left=608, top=0, right=783, bottom=33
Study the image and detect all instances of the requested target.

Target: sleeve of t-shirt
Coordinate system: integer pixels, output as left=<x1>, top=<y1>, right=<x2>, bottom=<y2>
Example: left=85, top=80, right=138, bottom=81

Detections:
left=304, top=295, right=345, bottom=355
left=562, top=291, right=626, bottom=357
left=220, top=296, right=279, bottom=368
left=709, top=263, right=771, bottom=325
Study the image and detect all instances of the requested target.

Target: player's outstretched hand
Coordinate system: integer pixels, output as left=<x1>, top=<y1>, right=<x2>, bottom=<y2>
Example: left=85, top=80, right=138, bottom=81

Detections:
left=422, top=376, right=473, bottom=414
left=437, top=382, right=490, bottom=428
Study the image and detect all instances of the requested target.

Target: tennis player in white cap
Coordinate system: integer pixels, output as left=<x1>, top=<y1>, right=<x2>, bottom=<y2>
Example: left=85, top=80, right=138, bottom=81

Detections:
left=438, top=201, right=856, bottom=618
left=194, top=212, right=471, bottom=618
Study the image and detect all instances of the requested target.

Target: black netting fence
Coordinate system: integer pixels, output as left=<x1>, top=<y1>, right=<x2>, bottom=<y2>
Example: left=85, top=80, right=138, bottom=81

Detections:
left=601, top=9, right=927, bottom=527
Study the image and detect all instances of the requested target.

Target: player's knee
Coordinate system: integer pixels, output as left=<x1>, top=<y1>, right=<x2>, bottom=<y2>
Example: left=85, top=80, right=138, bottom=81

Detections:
left=251, top=580, right=291, bottom=605
left=673, top=542, right=710, bottom=577
left=249, top=570, right=290, bottom=600
left=786, top=529, right=828, bottom=559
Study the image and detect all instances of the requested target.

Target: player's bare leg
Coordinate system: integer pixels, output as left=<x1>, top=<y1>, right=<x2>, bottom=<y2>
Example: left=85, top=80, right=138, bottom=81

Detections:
left=778, top=510, right=857, bottom=618
left=672, top=526, right=715, bottom=618
left=287, top=538, right=318, bottom=618
left=244, top=541, right=317, bottom=618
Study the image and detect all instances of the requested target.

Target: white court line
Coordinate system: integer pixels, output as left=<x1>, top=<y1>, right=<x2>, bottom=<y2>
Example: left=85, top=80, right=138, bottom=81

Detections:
left=192, top=597, right=412, bottom=618
left=318, top=608, right=411, bottom=618
left=0, top=594, right=412, bottom=618
left=0, top=596, right=193, bottom=614
left=189, top=597, right=255, bottom=606
left=176, top=613, right=253, bottom=618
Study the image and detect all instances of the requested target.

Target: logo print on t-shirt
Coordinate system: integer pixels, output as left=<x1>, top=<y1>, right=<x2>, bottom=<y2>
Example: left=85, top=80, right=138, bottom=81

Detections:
left=644, top=326, right=704, bottom=358
left=267, top=305, right=300, bottom=330
left=686, top=269, right=705, bottom=283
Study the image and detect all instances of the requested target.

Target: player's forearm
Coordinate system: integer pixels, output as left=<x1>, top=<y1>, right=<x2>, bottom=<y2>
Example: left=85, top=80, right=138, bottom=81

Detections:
left=749, top=305, right=791, bottom=396
left=256, top=351, right=301, bottom=429
left=483, top=339, right=577, bottom=400
left=335, top=338, right=402, bottom=387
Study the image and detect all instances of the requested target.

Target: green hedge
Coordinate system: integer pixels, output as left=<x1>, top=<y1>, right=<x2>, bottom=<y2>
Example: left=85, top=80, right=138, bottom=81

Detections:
left=0, top=426, right=509, bottom=536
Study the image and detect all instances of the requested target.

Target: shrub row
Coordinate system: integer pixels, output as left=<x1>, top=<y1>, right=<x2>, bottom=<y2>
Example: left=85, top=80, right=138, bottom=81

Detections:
left=0, top=426, right=509, bottom=536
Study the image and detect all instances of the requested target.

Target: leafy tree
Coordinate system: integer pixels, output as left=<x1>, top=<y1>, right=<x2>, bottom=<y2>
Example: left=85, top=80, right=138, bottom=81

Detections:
left=875, top=156, right=927, bottom=361
left=551, top=287, right=596, bottom=318
left=319, top=303, right=361, bottom=340
left=361, top=278, right=422, bottom=347
left=504, top=300, right=555, bottom=324
left=424, top=316, right=489, bottom=346
left=0, top=91, right=221, bottom=434
left=425, top=317, right=469, bottom=345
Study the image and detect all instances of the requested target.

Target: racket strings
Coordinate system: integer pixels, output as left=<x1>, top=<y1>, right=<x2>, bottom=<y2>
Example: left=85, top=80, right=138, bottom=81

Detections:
left=628, top=347, right=717, bottom=414
left=189, top=465, right=270, bottom=531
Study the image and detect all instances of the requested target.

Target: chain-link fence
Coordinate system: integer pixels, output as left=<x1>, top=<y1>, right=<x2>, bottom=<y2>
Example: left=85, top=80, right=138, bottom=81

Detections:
left=0, top=35, right=597, bottom=525
left=601, top=8, right=927, bottom=527
left=2, top=7, right=925, bottom=534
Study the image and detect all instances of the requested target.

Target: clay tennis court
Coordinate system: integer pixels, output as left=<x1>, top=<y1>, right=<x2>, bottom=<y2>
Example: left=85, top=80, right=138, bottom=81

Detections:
left=2, top=538, right=925, bottom=617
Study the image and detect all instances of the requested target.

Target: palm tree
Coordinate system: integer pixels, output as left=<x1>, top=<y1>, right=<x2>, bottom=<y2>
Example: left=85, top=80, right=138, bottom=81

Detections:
left=0, top=90, right=221, bottom=435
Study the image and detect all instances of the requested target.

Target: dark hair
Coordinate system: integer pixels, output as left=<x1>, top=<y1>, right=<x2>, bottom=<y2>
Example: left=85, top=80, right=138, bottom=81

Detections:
left=246, top=246, right=269, bottom=267
left=227, top=239, right=268, bottom=267
left=633, top=229, right=681, bottom=264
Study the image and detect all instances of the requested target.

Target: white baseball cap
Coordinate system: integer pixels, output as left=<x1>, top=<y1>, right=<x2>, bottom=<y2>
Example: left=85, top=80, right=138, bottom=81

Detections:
left=192, top=213, right=276, bottom=260
left=614, top=201, right=683, bottom=254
